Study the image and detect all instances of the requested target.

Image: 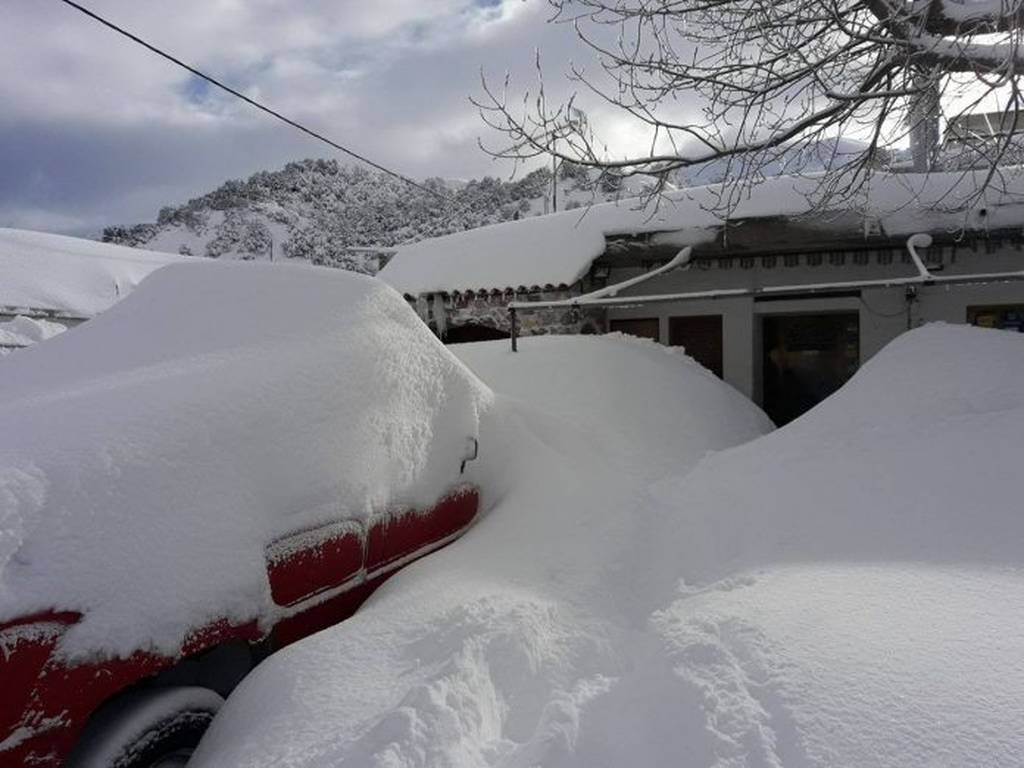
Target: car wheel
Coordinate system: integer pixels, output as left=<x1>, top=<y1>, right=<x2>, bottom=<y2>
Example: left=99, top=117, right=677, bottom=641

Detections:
left=68, top=686, right=224, bottom=768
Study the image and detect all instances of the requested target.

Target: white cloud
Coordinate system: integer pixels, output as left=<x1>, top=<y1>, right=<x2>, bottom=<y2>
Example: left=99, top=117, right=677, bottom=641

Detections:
left=0, top=0, right=672, bottom=233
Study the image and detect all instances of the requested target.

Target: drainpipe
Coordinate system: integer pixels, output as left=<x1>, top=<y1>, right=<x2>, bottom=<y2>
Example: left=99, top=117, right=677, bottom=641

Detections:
left=904, top=233, right=933, bottom=330
left=905, top=233, right=935, bottom=280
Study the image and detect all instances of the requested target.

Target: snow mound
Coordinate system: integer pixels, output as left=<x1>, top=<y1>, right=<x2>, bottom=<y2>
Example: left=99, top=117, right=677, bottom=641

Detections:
left=191, top=334, right=772, bottom=767
left=0, top=228, right=182, bottom=317
left=196, top=324, right=1024, bottom=768
left=649, top=322, right=1024, bottom=584
left=0, top=262, right=489, bottom=657
left=453, top=333, right=772, bottom=472
left=637, top=322, right=1024, bottom=767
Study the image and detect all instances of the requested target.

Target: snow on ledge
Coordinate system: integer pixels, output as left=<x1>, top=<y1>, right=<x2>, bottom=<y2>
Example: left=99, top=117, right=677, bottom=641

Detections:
left=379, top=169, right=1024, bottom=296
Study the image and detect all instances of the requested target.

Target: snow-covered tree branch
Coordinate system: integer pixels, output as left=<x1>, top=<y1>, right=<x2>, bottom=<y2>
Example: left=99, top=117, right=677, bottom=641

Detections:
left=476, top=0, right=1024, bottom=210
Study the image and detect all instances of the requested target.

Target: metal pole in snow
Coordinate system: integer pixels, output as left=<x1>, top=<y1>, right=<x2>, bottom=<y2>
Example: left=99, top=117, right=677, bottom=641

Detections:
left=905, top=285, right=918, bottom=330
left=552, top=155, right=558, bottom=213
left=510, top=307, right=518, bottom=352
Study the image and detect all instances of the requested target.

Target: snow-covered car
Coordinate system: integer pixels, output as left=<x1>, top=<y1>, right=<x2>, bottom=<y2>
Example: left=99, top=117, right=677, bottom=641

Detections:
left=191, top=326, right=1024, bottom=768
left=0, top=262, right=488, bottom=766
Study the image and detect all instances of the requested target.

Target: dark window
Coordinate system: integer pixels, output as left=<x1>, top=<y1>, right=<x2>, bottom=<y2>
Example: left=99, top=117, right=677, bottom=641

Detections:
left=967, top=305, right=1024, bottom=332
left=609, top=317, right=660, bottom=342
left=444, top=324, right=510, bottom=344
left=761, top=312, right=859, bottom=426
left=668, top=315, right=723, bottom=378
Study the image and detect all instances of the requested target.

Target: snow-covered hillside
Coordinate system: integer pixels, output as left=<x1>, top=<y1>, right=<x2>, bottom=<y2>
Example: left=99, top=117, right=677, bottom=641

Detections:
left=102, top=160, right=658, bottom=270
left=194, top=325, right=1024, bottom=768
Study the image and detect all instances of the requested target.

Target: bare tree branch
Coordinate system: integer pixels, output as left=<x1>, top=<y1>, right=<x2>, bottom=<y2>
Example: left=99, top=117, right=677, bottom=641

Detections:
left=476, top=0, right=1024, bottom=214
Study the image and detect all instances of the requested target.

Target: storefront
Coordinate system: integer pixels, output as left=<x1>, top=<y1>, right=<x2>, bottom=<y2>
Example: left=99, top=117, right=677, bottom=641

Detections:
left=602, top=238, right=1024, bottom=425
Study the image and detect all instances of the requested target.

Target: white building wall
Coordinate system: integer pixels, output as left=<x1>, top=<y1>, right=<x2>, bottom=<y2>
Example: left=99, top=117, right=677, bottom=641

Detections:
left=915, top=281, right=1024, bottom=324
left=605, top=242, right=1024, bottom=405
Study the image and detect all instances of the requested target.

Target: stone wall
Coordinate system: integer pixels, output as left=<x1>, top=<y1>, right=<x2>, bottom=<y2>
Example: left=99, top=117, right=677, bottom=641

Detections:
left=411, top=286, right=606, bottom=339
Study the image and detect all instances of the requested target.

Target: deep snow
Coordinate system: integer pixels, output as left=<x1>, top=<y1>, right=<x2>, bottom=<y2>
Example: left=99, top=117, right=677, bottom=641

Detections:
left=194, top=325, right=1024, bottom=768
left=0, top=262, right=488, bottom=658
left=191, top=334, right=772, bottom=767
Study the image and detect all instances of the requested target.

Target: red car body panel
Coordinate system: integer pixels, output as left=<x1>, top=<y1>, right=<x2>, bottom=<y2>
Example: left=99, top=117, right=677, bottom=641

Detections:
left=366, top=489, right=480, bottom=574
left=0, top=486, right=479, bottom=766
left=267, top=524, right=364, bottom=608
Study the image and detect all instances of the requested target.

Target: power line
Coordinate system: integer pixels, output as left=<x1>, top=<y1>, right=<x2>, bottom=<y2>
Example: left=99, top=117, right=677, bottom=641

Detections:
left=55, top=0, right=453, bottom=202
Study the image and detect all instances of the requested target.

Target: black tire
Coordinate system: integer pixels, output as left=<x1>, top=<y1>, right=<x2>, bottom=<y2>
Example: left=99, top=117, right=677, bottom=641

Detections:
left=68, top=687, right=224, bottom=768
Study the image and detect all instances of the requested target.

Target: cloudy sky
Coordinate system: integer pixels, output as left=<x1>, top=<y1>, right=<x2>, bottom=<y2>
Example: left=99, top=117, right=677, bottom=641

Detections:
left=1, top=0, right=651, bottom=235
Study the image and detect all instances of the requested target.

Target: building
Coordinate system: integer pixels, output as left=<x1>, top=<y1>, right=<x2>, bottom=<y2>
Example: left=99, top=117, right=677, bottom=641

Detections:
left=379, top=206, right=611, bottom=341
left=946, top=110, right=1022, bottom=142
left=0, top=227, right=182, bottom=354
left=379, top=171, right=1024, bottom=425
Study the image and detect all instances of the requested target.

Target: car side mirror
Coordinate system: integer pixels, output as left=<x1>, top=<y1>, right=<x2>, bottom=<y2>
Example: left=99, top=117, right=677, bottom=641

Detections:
left=460, top=437, right=479, bottom=475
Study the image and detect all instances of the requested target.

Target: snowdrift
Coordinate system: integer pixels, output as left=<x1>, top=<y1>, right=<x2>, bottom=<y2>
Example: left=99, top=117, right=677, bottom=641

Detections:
left=646, top=322, right=1024, bottom=583
left=191, top=334, right=772, bottom=767
left=0, top=227, right=182, bottom=318
left=454, top=333, right=772, bottom=473
left=0, top=262, right=489, bottom=657
left=640, top=324, right=1024, bottom=767
left=196, top=325, right=1024, bottom=768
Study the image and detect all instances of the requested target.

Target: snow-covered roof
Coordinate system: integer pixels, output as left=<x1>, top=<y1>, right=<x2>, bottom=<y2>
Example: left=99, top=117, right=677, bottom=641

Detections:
left=379, top=170, right=1024, bottom=296
left=0, top=227, right=183, bottom=318
left=0, top=261, right=489, bottom=657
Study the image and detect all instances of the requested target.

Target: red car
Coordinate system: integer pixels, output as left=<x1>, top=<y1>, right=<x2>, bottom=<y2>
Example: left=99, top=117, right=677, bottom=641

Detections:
left=0, top=263, right=488, bottom=766
left=1, top=485, right=479, bottom=767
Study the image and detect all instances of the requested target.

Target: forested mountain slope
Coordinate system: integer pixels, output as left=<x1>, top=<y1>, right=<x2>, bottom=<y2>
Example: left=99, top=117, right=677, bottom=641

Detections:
left=102, top=160, right=649, bottom=273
